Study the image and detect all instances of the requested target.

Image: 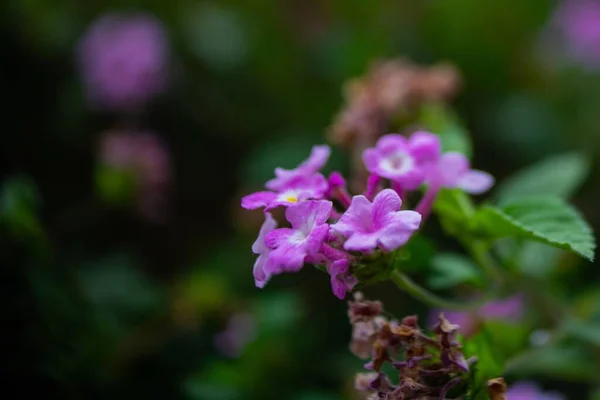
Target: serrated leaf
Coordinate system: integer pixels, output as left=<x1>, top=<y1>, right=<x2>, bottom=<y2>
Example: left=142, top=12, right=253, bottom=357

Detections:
left=472, top=197, right=595, bottom=261
left=428, top=253, right=483, bottom=289
left=495, top=153, right=590, bottom=204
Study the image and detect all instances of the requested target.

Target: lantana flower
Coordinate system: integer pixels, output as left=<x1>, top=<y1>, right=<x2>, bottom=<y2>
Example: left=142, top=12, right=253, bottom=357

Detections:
left=241, top=174, right=327, bottom=211
left=331, top=189, right=421, bottom=252
left=363, top=132, right=441, bottom=189
left=241, top=145, right=330, bottom=211
left=265, top=200, right=332, bottom=273
left=428, top=152, right=494, bottom=194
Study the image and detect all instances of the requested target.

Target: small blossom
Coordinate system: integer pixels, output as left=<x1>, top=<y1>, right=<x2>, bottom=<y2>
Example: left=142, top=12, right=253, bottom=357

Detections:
left=252, top=212, right=277, bottom=288
left=506, top=382, right=565, bottom=400
left=266, top=145, right=331, bottom=191
left=331, top=189, right=421, bottom=252
left=327, top=259, right=358, bottom=300
left=265, top=200, right=332, bottom=273
left=428, top=152, right=494, bottom=194
left=241, top=174, right=328, bottom=211
left=363, top=132, right=441, bottom=190
left=78, top=13, right=169, bottom=111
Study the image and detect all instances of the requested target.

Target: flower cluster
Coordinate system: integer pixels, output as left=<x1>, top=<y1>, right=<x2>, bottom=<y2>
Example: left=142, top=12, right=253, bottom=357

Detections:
left=241, top=131, right=493, bottom=299
left=349, top=293, right=475, bottom=399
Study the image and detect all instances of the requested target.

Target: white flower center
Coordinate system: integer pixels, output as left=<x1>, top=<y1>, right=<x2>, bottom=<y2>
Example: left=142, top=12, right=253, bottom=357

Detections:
left=380, top=152, right=414, bottom=175
left=288, top=230, right=306, bottom=245
left=277, top=189, right=300, bottom=203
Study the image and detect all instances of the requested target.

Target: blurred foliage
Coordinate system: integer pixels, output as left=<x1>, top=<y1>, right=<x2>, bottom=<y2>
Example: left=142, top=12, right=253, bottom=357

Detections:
left=2, top=0, right=600, bottom=399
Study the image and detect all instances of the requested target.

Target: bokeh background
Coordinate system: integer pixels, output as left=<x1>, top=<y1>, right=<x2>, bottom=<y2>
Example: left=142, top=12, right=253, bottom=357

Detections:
left=3, top=0, right=600, bottom=399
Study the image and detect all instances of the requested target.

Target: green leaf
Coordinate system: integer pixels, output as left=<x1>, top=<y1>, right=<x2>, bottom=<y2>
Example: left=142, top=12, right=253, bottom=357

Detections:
left=494, top=153, right=590, bottom=204
left=506, top=345, right=598, bottom=381
left=464, top=328, right=504, bottom=396
left=419, top=103, right=472, bottom=158
left=564, top=318, right=600, bottom=347
left=427, top=253, right=483, bottom=289
left=434, top=188, right=475, bottom=236
left=472, top=197, right=595, bottom=261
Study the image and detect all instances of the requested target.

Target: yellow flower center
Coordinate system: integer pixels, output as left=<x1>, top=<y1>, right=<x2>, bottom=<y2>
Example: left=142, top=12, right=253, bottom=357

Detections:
left=286, top=196, right=298, bottom=203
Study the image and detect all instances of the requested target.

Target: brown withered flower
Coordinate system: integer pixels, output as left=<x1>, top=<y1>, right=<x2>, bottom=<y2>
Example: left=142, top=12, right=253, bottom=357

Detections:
left=349, top=295, right=477, bottom=399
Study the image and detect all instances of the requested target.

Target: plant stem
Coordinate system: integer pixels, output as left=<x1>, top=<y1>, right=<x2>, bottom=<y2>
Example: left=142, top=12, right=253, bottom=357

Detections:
left=390, top=270, right=487, bottom=311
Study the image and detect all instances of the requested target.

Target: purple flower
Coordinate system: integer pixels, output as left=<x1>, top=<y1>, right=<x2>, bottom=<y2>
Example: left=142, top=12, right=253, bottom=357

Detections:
left=78, top=13, right=169, bottom=111
left=363, top=132, right=441, bottom=190
left=428, top=152, right=494, bottom=194
left=266, top=145, right=331, bottom=191
left=507, top=382, right=565, bottom=400
left=554, top=0, right=600, bottom=68
left=265, top=200, right=332, bottom=273
left=327, top=259, right=358, bottom=299
left=330, top=189, right=421, bottom=252
left=252, top=212, right=277, bottom=288
left=429, top=295, right=524, bottom=337
left=241, top=174, right=328, bottom=211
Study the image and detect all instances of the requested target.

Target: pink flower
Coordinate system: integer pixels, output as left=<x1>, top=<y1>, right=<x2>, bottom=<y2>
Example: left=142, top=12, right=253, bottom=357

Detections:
left=265, top=200, right=332, bottom=273
left=554, top=0, right=600, bottom=68
left=78, top=13, right=169, bottom=111
left=266, top=145, right=331, bottom=191
left=507, top=382, right=565, bottom=400
left=327, top=259, right=358, bottom=299
left=428, top=152, right=494, bottom=194
left=331, top=189, right=421, bottom=252
left=241, top=174, right=328, bottom=211
left=252, top=213, right=277, bottom=288
left=363, top=132, right=441, bottom=190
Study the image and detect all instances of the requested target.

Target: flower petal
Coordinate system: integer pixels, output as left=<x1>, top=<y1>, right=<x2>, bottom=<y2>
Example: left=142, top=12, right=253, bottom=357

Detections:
left=285, top=200, right=332, bottom=231
left=330, top=195, right=373, bottom=236
left=343, top=232, right=379, bottom=252
left=456, top=169, right=494, bottom=194
left=407, top=131, right=441, bottom=163
left=372, top=189, right=402, bottom=225
left=241, top=191, right=276, bottom=210
left=252, top=212, right=277, bottom=254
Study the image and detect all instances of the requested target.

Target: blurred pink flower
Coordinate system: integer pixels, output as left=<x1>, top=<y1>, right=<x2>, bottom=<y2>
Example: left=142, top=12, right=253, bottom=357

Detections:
left=554, top=0, right=600, bottom=68
left=507, top=381, right=565, bottom=400
left=78, top=13, right=169, bottom=111
left=429, top=294, right=524, bottom=337
left=99, top=131, right=171, bottom=220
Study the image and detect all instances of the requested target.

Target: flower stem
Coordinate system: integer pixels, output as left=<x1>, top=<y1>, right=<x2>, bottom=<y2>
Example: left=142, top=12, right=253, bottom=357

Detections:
left=390, top=270, right=486, bottom=311
left=415, top=186, right=439, bottom=220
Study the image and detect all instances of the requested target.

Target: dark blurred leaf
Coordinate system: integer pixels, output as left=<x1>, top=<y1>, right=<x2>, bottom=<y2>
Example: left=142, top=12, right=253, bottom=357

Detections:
left=494, top=153, right=590, bottom=204
left=78, top=254, right=163, bottom=331
left=427, top=253, right=483, bottom=289
left=393, top=235, right=436, bottom=273
left=254, top=292, right=303, bottom=333
left=472, top=197, right=595, bottom=261
left=0, top=176, right=44, bottom=240
left=505, top=345, right=598, bottom=381
left=95, top=166, right=137, bottom=205
left=564, top=318, right=600, bottom=347
left=518, top=242, right=563, bottom=278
